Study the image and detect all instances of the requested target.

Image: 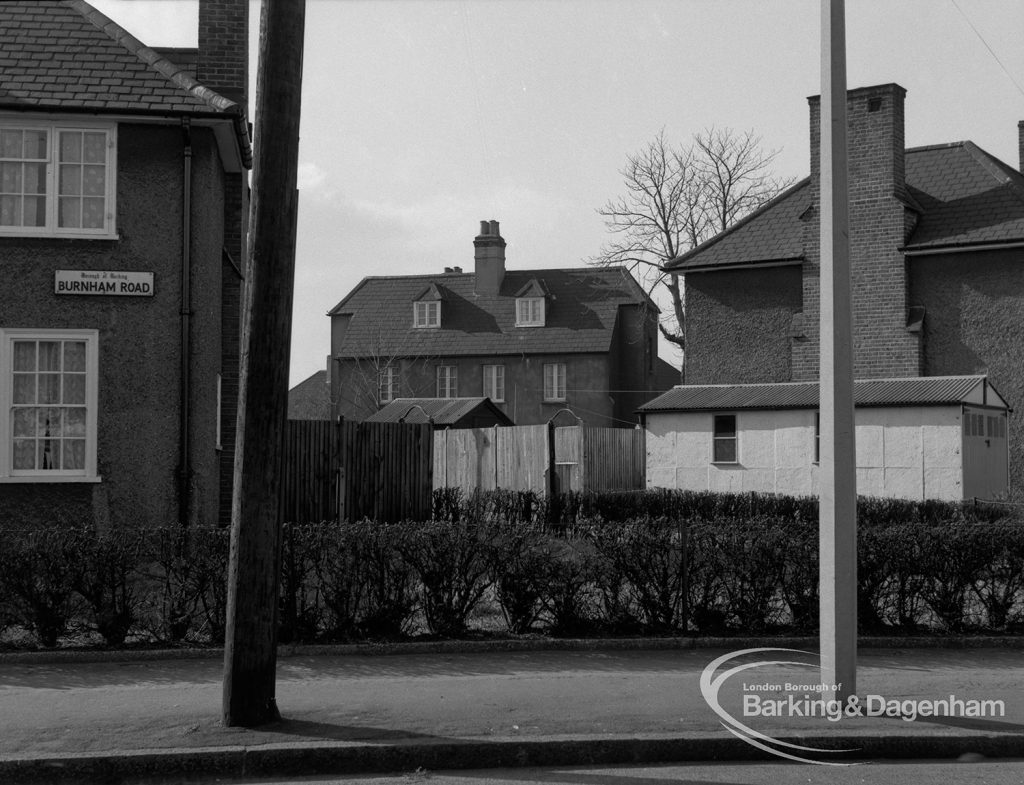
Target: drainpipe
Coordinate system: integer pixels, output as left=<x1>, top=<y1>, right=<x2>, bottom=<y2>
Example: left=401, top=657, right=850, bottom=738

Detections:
left=179, top=118, right=193, bottom=525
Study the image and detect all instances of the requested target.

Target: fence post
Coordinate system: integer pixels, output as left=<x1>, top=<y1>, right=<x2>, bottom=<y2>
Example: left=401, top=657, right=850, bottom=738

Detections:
left=547, top=420, right=557, bottom=521
left=337, top=466, right=345, bottom=523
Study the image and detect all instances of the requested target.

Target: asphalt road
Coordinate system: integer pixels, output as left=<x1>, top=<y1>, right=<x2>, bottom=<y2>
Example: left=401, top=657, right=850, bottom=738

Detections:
left=145, top=759, right=1024, bottom=785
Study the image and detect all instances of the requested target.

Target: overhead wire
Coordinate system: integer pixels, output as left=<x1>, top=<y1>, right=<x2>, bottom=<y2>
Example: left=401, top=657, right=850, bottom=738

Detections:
left=949, top=0, right=1024, bottom=100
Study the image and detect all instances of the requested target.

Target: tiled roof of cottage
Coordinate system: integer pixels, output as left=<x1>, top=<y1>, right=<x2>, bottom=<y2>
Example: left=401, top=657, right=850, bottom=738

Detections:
left=0, top=0, right=237, bottom=116
left=904, top=142, right=1024, bottom=250
left=330, top=266, right=654, bottom=358
left=287, top=370, right=331, bottom=420
left=667, top=142, right=1024, bottom=272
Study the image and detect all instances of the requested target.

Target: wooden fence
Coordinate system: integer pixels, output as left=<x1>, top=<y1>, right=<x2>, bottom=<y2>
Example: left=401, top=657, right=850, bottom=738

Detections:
left=434, top=424, right=644, bottom=495
left=280, top=420, right=433, bottom=523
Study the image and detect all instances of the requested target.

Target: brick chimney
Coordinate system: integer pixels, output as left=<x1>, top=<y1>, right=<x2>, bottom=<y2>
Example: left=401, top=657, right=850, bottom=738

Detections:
left=1018, top=120, right=1024, bottom=173
left=197, top=0, right=248, bottom=105
left=793, top=83, right=920, bottom=381
left=474, top=220, right=506, bottom=296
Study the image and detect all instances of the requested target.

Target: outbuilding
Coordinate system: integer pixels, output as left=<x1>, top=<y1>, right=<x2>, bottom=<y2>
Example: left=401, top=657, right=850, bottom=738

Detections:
left=640, top=376, right=1010, bottom=502
left=365, top=397, right=514, bottom=429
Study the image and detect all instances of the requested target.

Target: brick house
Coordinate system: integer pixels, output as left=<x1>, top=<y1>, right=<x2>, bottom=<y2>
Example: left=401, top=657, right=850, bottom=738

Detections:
left=0, top=0, right=250, bottom=528
left=326, top=221, right=678, bottom=428
left=657, top=82, right=1024, bottom=494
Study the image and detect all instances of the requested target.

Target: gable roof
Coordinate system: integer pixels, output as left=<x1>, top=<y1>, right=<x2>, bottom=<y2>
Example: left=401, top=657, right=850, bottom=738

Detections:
left=639, top=375, right=1008, bottom=413
left=330, top=266, right=655, bottom=358
left=287, top=370, right=331, bottom=420
left=366, top=397, right=514, bottom=426
left=0, top=1, right=250, bottom=163
left=665, top=179, right=811, bottom=272
left=667, top=142, right=1024, bottom=273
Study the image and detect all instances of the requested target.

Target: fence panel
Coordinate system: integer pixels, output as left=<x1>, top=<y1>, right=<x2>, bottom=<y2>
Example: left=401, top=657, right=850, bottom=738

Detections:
left=280, top=420, right=338, bottom=524
left=582, top=425, right=645, bottom=491
left=431, top=423, right=644, bottom=495
left=281, top=420, right=432, bottom=523
left=495, top=424, right=549, bottom=493
left=435, top=426, right=500, bottom=493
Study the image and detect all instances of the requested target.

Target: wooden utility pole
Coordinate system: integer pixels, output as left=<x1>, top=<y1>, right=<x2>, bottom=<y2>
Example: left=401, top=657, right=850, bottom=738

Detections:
left=819, top=0, right=857, bottom=700
left=223, top=0, right=306, bottom=727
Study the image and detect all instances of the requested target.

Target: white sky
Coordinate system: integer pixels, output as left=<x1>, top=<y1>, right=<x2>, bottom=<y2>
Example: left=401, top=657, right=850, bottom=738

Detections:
left=89, top=0, right=1024, bottom=386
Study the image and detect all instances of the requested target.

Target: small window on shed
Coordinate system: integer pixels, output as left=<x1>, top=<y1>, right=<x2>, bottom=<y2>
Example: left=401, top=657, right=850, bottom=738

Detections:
left=712, top=414, right=737, bottom=463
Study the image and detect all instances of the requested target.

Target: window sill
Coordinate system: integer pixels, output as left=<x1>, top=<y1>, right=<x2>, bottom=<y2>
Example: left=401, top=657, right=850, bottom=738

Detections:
left=515, top=323, right=545, bottom=328
left=0, top=475, right=102, bottom=484
left=0, top=230, right=118, bottom=241
left=710, top=461, right=739, bottom=466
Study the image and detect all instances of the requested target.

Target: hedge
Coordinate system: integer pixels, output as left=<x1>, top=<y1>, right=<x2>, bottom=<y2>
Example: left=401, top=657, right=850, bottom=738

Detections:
left=0, top=489, right=1021, bottom=649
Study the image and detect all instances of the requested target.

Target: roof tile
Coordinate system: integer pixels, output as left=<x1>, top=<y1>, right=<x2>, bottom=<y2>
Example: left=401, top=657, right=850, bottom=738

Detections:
left=0, top=0, right=238, bottom=116
left=668, top=141, right=1024, bottom=272
left=331, top=267, right=653, bottom=359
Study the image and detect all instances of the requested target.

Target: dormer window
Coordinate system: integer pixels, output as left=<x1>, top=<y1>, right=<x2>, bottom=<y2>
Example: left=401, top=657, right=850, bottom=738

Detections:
left=413, top=301, right=440, bottom=328
left=514, top=278, right=549, bottom=327
left=516, top=297, right=545, bottom=327
left=413, top=283, right=444, bottom=328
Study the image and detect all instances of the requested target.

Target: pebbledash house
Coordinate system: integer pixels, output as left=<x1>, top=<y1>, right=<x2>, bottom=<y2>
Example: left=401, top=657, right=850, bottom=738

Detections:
left=0, top=0, right=250, bottom=529
left=641, top=83, right=1021, bottom=502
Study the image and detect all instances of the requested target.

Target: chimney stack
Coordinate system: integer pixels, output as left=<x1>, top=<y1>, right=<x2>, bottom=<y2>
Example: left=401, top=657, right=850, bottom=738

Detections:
left=198, top=0, right=249, bottom=106
left=794, top=83, right=920, bottom=382
left=1018, top=120, right=1024, bottom=173
left=474, top=219, right=506, bottom=296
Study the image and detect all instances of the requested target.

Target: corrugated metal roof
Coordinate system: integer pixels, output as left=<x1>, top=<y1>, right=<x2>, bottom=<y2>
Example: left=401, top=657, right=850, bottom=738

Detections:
left=366, top=398, right=513, bottom=425
left=639, top=375, right=995, bottom=412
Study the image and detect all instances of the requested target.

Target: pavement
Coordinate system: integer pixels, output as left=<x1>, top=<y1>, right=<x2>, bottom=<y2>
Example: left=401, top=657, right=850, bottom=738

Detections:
left=1, top=637, right=1023, bottom=783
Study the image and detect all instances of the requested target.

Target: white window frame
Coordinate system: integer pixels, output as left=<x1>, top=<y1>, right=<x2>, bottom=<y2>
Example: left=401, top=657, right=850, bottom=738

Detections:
left=482, top=364, right=505, bottom=403
left=516, top=297, right=545, bottom=327
left=436, top=365, right=457, bottom=398
left=413, top=301, right=441, bottom=328
left=0, top=328, right=100, bottom=482
left=0, top=120, right=118, bottom=239
left=543, top=362, right=566, bottom=402
left=712, top=413, right=738, bottom=464
left=379, top=365, right=398, bottom=404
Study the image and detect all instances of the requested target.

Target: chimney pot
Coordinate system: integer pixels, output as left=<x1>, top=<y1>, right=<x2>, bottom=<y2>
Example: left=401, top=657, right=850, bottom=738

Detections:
left=479, top=220, right=489, bottom=236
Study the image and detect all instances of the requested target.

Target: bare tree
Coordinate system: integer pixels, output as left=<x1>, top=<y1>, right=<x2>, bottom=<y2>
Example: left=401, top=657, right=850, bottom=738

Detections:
left=591, top=128, right=794, bottom=354
left=334, top=323, right=434, bottom=419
